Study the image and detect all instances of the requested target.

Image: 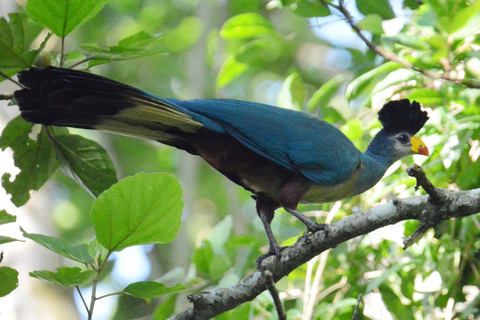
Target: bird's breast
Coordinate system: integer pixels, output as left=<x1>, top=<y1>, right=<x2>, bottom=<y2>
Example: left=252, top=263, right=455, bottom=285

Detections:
left=300, top=167, right=362, bottom=204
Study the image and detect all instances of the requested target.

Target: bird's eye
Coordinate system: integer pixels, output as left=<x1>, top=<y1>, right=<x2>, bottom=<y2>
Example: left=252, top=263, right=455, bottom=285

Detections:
left=397, top=133, right=409, bottom=143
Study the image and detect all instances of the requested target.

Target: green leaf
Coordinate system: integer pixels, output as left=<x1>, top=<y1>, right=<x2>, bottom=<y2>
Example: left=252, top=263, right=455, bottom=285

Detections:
left=0, top=118, right=59, bottom=207
left=30, top=267, right=95, bottom=287
left=26, top=0, right=112, bottom=37
left=235, top=36, right=284, bottom=64
left=404, top=0, right=421, bottom=10
left=77, top=30, right=169, bottom=67
left=227, top=302, right=251, bottom=320
left=341, top=119, right=363, bottom=142
left=52, top=134, right=117, bottom=198
left=87, top=238, right=109, bottom=267
left=345, top=61, right=401, bottom=105
left=405, top=88, right=444, bottom=105
left=152, top=17, right=204, bottom=53
left=192, top=241, right=215, bottom=274
left=217, top=56, right=248, bottom=88
left=386, top=33, right=430, bottom=51
left=124, top=281, right=185, bottom=299
left=307, top=75, right=344, bottom=112
left=0, top=12, right=43, bottom=72
left=0, top=210, right=16, bottom=225
left=90, top=173, right=183, bottom=251
left=0, top=267, right=19, bottom=297
left=277, top=73, right=305, bottom=111
left=220, top=13, right=274, bottom=39
left=152, top=294, right=177, bottom=319
left=356, top=0, right=395, bottom=20
left=427, top=0, right=480, bottom=35
left=22, top=228, right=91, bottom=264
left=290, top=0, right=331, bottom=17
left=358, top=14, right=384, bottom=36
left=207, top=215, right=233, bottom=255
left=0, top=235, right=23, bottom=245
left=78, top=43, right=164, bottom=68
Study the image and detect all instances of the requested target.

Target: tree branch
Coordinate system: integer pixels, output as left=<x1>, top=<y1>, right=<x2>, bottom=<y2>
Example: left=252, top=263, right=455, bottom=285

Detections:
left=319, top=0, right=480, bottom=89
left=169, top=186, right=480, bottom=319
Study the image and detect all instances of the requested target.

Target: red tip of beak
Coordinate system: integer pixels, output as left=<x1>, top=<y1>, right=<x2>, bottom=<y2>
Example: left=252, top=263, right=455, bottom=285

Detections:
left=418, top=146, right=429, bottom=156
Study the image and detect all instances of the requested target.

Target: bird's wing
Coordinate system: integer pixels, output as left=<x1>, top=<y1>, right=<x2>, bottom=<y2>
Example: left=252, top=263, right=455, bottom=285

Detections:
left=175, top=99, right=362, bottom=186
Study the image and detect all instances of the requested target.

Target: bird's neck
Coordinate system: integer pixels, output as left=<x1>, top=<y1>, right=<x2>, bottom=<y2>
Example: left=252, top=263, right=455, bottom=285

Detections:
left=354, top=152, right=390, bottom=194
left=352, top=132, right=398, bottom=196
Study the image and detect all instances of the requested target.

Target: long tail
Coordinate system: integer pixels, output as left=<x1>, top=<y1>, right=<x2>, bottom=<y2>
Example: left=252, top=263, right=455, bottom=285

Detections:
left=13, top=67, right=205, bottom=151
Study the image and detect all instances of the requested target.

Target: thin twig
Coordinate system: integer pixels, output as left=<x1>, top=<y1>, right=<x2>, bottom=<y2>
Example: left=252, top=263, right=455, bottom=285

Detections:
left=67, top=57, right=93, bottom=70
left=351, top=294, right=363, bottom=320
left=319, top=0, right=480, bottom=89
left=96, top=291, right=124, bottom=300
left=76, top=286, right=89, bottom=312
left=0, top=71, right=24, bottom=88
left=265, top=270, right=287, bottom=320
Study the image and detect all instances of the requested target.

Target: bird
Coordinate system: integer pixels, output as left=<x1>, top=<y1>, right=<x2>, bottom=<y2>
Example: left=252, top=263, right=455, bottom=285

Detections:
left=13, top=66, right=429, bottom=264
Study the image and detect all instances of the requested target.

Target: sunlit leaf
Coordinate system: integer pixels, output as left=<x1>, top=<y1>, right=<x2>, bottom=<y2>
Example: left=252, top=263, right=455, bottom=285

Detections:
left=90, top=173, right=183, bottom=251
left=124, top=281, right=185, bottom=299
left=341, top=119, right=363, bottom=142
left=276, top=73, right=305, bottom=111
left=358, top=14, right=384, bottom=36
left=217, top=56, right=248, bottom=88
left=30, top=267, right=95, bottom=287
left=220, top=13, right=274, bottom=39
left=308, top=75, right=344, bottom=110
left=426, top=0, right=480, bottom=35
left=0, top=267, right=19, bottom=297
left=27, top=0, right=112, bottom=37
left=346, top=61, right=401, bottom=104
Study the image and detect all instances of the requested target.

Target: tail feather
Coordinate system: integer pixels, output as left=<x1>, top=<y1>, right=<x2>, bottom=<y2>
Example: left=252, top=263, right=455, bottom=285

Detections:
left=14, top=67, right=204, bottom=145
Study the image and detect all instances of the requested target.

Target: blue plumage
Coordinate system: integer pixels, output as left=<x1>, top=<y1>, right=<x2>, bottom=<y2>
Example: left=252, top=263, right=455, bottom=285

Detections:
left=13, top=66, right=429, bottom=264
left=173, top=98, right=361, bottom=186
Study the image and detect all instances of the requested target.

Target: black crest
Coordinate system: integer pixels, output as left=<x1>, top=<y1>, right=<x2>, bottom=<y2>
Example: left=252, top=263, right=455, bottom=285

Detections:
left=378, top=99, right=428, bottom=135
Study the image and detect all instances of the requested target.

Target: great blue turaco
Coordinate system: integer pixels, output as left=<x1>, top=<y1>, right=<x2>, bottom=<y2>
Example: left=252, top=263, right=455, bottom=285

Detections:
left=13, top=66, right=429, bottom=264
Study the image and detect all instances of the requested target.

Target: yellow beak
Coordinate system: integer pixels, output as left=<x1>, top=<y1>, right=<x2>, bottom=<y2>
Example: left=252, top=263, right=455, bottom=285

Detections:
left=411, top=136, right=429, bottom=156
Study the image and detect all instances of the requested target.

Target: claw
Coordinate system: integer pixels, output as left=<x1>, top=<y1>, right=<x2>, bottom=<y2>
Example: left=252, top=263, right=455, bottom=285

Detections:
left=256, top=244, right=287, bottom=267
left=302, top=222, right=329, bottom=241
left=308, top=222, right=329, bottom=234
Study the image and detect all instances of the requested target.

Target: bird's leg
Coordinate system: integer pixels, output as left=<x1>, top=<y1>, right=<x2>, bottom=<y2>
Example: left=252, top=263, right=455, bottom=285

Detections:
left=279, top=182, right=329, bottom=237
left=284, top=207, right=329, bottom=237
left=255, top=195, right=285, bottom=265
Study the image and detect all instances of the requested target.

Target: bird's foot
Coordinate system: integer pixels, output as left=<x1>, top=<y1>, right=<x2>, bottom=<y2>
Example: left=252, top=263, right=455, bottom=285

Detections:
left=256, top=244, right=287, bottom=267
left=303, top=222, right=329, bottom=238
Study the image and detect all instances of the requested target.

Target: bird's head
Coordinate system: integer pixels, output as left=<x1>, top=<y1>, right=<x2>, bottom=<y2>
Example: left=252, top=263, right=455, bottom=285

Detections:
left=366, top=99, right=429, bottom=165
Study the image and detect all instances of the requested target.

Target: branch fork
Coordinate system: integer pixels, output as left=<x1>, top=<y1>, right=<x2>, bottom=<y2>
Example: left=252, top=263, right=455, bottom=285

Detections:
left=402, top=164, right=449, bottom=248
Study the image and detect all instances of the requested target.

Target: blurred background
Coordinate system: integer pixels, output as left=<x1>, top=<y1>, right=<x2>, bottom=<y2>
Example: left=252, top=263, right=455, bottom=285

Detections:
left=1, top=0, right=480, bottom=319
